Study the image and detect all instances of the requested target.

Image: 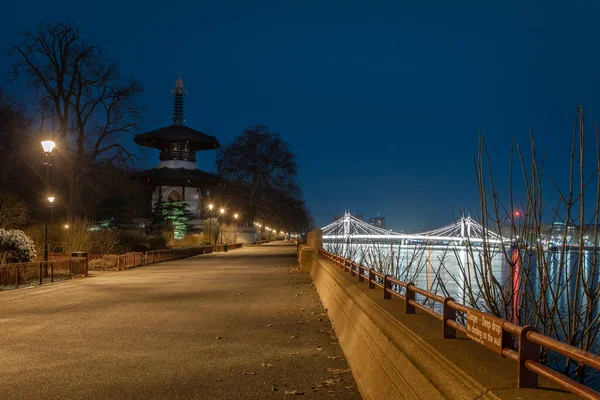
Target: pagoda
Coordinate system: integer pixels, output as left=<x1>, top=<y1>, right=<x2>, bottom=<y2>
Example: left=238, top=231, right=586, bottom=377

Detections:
left=132, top=74, right=221, bottom=224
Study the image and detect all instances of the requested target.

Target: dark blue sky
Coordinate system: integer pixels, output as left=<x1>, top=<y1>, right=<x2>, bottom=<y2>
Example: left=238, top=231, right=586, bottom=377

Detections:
left=2, top=1, right=600, bottom=230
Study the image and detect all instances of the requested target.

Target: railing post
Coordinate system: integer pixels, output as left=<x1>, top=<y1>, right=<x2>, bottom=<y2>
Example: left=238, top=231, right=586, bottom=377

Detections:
left=16, top=264, right=19, bottom=288
left=358, top=265, right=364, bottom=282
left=350, top=261, right=356, bottom=277
left=39, top=262, right=43, bottom=285
left=69, top=258, right=72, bottom=279
left=442, top=297, right=456, bottom=339
left=117, top=255, right=121, bottom=271
left=51, top=262, right=54, bottom=283
left=368, top=268, right=375, bottom=289
left=405, top=283, right=415, bottom=314
left=384, top=275, right=392, bottom=299
left=518, top=326, right=540, bottom=388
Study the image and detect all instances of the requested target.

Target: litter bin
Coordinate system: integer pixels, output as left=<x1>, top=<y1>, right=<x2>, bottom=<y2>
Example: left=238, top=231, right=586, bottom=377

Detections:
left=71, top=252, right=89, bottom=276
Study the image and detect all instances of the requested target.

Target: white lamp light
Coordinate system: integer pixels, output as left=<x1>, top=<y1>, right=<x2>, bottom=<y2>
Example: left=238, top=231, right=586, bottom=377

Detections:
left=41, top=140, right=56, bottom=153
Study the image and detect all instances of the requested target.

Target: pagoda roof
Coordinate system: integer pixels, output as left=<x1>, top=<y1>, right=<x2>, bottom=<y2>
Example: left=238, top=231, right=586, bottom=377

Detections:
left=134, top=125, right=220, bottom=150
left=131, top=167, right=222, bottom=187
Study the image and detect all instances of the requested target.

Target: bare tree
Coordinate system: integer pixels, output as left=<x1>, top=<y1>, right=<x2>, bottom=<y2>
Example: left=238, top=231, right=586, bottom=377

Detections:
left=9, top=21, right=145, bottom=217
left=217, top=124, right=310, bottom=230
left=0, top=193, right=30, bottom=228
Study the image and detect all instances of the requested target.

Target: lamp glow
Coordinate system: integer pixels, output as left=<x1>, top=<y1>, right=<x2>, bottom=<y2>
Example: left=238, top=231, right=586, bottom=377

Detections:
left=41, top=140, right=56, bottom=153
left=234, top=213, right=238, bottom=219
left=220, top=208, right=225, bottom=214
left=209, top=204, right=214, bottom=210
left=48, top=196, right=55, bottom=203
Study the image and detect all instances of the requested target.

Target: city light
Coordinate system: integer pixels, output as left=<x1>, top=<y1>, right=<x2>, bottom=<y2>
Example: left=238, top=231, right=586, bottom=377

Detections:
left=220, top=208, right=225, bottom=214
left=48, top=196, right=55, bottom=203
left=64, top=224, right=69, bottom=229
left=234, top=213, right=239, bottom=219
left=209, top=204, right=214, bottom=210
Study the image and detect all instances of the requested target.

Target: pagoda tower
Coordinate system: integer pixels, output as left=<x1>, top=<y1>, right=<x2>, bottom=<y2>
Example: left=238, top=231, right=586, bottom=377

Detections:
left=132, top=74, right=221, bottom=223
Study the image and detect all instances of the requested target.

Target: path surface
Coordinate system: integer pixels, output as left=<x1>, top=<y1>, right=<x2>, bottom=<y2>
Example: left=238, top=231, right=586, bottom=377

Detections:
left=0, top=243, right=360, bottom=399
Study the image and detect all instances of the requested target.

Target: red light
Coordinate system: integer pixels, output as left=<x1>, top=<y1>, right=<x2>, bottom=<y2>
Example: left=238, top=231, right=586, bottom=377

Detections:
left=514, top=211, right=521, bottom=217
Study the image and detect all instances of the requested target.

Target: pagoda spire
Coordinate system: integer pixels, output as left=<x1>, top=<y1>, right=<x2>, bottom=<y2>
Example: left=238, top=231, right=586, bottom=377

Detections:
left=171, top=73, right=188, bottom=125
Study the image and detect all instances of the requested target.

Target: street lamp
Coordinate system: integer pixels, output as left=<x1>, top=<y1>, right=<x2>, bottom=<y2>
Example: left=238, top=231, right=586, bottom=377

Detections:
left=233, top=213, right=239, bottom=243
left=41, top=140, right=56, bottom=262
left=207, top=203, right=214, bottom=245
left=219, top=208, right=225, bottom=244
left=64, top=224, right=69, bottom=229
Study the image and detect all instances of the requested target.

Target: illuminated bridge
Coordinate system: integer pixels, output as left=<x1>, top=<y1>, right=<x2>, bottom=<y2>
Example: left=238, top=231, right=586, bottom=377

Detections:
left=321, top=212, right=508, bottom=244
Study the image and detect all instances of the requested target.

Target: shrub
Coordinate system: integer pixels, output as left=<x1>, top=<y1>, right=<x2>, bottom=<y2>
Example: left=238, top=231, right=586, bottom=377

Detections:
left=23, top=224, right=61, bottom=256
left=147, top=235, right=168, bottom=250
left=89, top=258, right=115, bottom=271
left=60, top=218, right=93, bottom=254
left=0, top=228, right=36, bottom=263
left=117, top=230, right=149, bottom=252
left=90, top=229, right=119, bottom=254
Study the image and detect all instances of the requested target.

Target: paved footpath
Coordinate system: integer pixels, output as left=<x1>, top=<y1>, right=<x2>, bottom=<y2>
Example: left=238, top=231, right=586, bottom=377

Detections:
left=0, top=243, right=361, bottom=399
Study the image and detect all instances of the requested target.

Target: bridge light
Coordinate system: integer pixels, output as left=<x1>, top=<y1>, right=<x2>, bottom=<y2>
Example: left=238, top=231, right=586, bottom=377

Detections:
left=514, top=211, right=521, bottom=217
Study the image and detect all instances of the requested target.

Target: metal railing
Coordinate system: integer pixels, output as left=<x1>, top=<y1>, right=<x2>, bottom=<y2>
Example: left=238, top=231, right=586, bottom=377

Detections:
left=318, top=248, right=600, bottom=399
left=0, top=258, right=87, bottom=291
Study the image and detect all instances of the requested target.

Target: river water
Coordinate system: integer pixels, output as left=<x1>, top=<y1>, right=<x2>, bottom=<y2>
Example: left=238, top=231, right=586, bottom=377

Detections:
left=323, top=241, right=600, bottom=350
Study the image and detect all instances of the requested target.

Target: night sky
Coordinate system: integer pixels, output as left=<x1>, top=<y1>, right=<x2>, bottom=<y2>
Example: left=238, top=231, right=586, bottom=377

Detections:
left=2, top=1, right=600, bottom=230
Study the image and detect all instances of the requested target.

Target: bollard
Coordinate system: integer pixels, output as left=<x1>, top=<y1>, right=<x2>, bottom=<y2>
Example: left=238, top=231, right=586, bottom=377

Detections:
left=405, top=283, right=416, bottom=314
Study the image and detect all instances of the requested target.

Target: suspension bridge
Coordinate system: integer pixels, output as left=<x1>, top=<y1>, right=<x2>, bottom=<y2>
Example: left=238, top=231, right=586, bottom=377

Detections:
left=321, top=212, right=508, bottom=244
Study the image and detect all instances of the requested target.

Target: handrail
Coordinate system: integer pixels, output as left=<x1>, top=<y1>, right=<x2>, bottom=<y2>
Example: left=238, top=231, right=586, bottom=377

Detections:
left=317, top=248, right=600, bottom=399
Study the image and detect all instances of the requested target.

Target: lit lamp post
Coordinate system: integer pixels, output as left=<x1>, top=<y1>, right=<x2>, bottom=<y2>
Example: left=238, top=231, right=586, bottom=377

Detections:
left=41, top=140, right=56, bottom=262
left=45, top=196, right=55, bottom=261
left=208, top=204, right=214, bottom=245
left=219, top=208, right=225, bottom=244
left=233, top=213, right=239, bottom=244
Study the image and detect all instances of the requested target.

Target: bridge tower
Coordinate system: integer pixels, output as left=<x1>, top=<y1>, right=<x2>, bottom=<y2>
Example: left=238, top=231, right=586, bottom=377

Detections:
left=460, top=216, right=472, bottom=239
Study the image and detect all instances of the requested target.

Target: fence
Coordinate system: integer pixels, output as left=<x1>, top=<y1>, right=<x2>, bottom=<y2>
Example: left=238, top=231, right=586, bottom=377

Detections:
left=318, top=248, right=600, bottom=400
left=117, top=252, right=143, bottom=270
left=3, top=244, right=242, bottom=290
left=0, top=258, right=87, bottom=291
left=145, top=247, right=209, bottom=265
left=214, top=243, right=243, bottom=252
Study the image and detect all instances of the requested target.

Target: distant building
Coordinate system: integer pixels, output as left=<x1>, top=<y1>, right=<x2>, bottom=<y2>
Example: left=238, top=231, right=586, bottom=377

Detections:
left=369, top=216, right=386, bottom=229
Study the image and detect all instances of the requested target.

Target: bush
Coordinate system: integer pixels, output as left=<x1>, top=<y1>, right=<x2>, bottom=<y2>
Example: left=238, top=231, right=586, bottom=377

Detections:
left=60, top=218, right=93, bottom=254
left=147, top=235, right=168, bottom=250
left=89, top=229, right=119, bottom=254
left=117, top=230, right=149, bottom=252
left=23, top=224, right=61, bottom=256
left=89, top=258, right=115, bottom=271
left=170, top=233, right=200, bottom=248
left=0, top=228, right=36, bottom=263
